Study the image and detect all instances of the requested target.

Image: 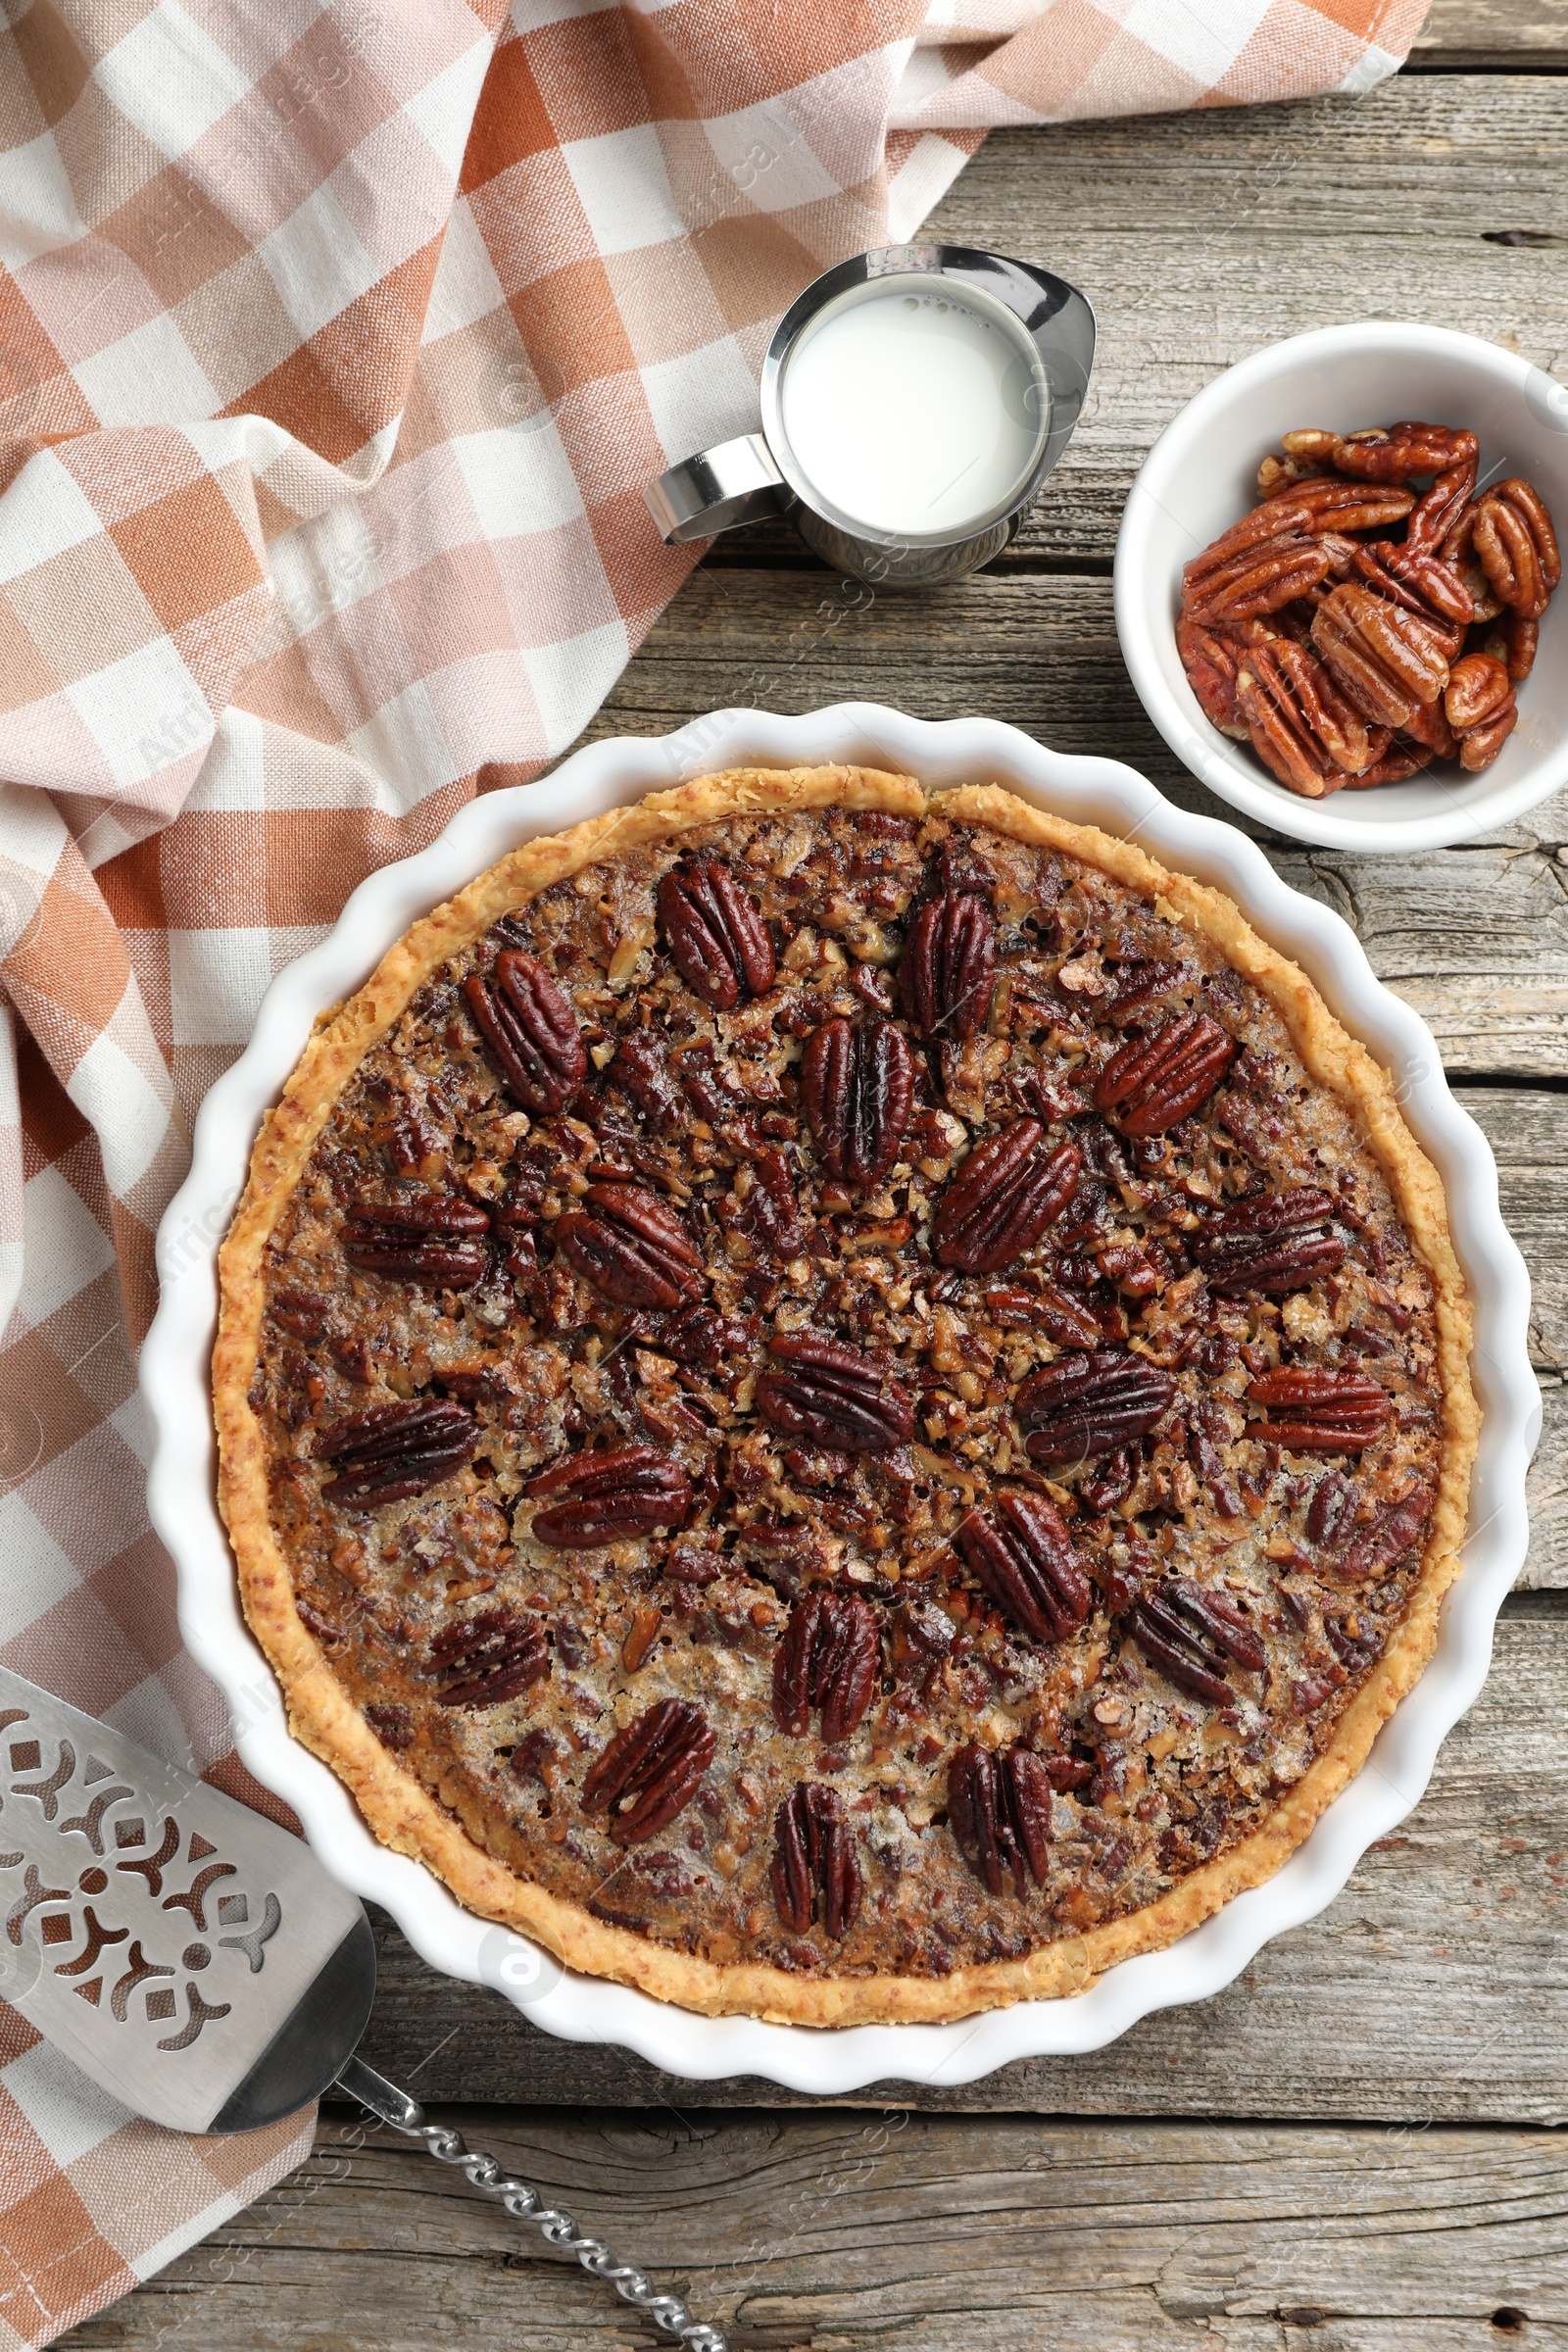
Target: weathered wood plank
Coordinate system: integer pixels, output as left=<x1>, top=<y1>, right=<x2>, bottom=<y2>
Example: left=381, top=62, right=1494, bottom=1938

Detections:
left=1442, top=1089, right=1567, bottom=1586
left=342, top=1612, right=1568, bottom=2123
left=61, top=2108, right=1568, bottom=2349
left=1461, top=1089, right=1568, bottom=1377
left=930, top=82, right=1568, bottom=567
left=1529, top=1376, right=1568, bottom=1581
left=582, top=568, right=1568, bottom=1078
left=1411, top=0, right=1568, bottom=61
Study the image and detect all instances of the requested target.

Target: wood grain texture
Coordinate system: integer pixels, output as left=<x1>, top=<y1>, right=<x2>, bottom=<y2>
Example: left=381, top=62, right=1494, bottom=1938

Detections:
left=59, top=2106, right=1568, bottom=2349
left=1411, top=0, right=1568, bottom=60
left=929, top=81, right=1568, bottom=567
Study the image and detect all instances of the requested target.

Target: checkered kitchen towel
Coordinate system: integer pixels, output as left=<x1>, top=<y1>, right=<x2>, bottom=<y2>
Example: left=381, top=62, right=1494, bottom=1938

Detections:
left=0, top=0, right=1426, bottom=2337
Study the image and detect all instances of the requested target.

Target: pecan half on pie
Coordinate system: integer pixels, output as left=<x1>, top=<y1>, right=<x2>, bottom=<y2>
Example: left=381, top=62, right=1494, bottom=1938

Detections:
left=215, top=768, right=1476, bottom=2025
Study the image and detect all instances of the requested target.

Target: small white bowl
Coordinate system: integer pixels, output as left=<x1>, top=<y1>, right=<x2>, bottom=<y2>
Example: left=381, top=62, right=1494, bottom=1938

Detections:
left=141, top=703, right=1536, bottom=2090
left=1115, top=322, right=1568, bottom=851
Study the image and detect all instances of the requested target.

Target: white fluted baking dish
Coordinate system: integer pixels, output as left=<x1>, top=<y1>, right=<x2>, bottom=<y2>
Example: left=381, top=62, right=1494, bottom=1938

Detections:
left=141, top=703, right=1535, bottom=2091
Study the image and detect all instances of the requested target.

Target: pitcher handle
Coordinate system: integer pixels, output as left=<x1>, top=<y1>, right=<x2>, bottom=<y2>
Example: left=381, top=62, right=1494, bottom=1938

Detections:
left=644, top=433, right=785, bottom=543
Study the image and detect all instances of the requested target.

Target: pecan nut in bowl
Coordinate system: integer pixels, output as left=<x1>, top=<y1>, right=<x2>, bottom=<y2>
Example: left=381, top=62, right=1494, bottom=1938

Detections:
left=1169, top=406, right=1559, bottom=807
left=1471, top=478, right=1561, bottom=620
left=1309, top=581, right=1449, bottom=728
left=214, top=765, right=1477, bottom=2028
left=1445, top=651, right=1518, bottom=771
left=1182, top=535, right=1331, bottom=627
left=1233, top=641, right=1372, bottom=798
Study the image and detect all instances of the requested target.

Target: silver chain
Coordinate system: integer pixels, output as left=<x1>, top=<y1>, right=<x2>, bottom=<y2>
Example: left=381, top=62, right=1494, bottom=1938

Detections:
left=336, top=2055, right=727, bottom=2351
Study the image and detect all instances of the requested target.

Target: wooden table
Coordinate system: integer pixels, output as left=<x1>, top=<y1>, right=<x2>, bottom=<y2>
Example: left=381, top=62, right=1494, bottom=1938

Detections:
left=69, top=17, right=1568, bottom=2345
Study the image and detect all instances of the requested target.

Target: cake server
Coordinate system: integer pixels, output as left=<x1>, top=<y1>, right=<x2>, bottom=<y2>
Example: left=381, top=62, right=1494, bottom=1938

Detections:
left=0, top=1663, right=724, bottom=2348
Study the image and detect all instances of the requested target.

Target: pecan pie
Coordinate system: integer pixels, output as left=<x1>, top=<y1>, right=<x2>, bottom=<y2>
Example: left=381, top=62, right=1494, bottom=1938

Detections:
left=215, top=768, right=1476, bottom=2025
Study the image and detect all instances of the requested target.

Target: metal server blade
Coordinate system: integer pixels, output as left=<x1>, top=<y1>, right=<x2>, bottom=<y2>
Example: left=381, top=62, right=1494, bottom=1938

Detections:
left=0, top=1664, right=372, bottom=2132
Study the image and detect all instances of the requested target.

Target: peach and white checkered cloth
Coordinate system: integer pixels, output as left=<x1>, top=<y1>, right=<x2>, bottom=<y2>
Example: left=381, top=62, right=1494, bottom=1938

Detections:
left=0, top=0, right=1425, bottom=2337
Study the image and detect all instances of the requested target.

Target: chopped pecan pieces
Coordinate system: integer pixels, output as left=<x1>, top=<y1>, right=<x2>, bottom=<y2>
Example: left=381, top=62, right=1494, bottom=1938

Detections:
left=527, top=1445, right=693, bottom=1544
left=342, top=1195, right=489, bottom=1287
left=316, top=1398, right=479, bottom=1507
left=581, top=1699, right=715, bottom=1844
left=948, top=1743, right=1053, bottom=1897
left=1092, top=1012, right=1235, bottom=1136
left=956, top=1493, right=1092, bottom=1643
left=465, top=950, right=586, bottom=1114
left=1014, top=1349, right=1173, bottom=1464
left=425, top=1608, right=549, bottom=1707
left=771, top=1782, right=862, bottom=1938
left=933, top=1121, right=1081, bottom=1273
left=801, top=1015, right=914, bottom=1186
left=657, top=860, right=775, bottom=1010
left=1247, top=1368, right=1393, bottom=1452
left=899, top=890, right=998, bottom=1040
left=772, top=1590, right=879, bottom=1740
left=1192, top=1189, right=1345, bottom=1295
left=555, top=1182, right=704, bottom=1308
left=661, top=1302, right=754, bottom=1370
left=364, top=1701, right=413, bottom=1748
left=1129, top=1578, right=1264, bottom=1707
left=757, top=1334, right=915, bottom=1454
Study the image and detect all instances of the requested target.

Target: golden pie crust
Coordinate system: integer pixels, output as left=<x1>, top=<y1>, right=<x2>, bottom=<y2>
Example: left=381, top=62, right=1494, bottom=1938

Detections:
left=215, top=766, right=1477, bottom=2025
